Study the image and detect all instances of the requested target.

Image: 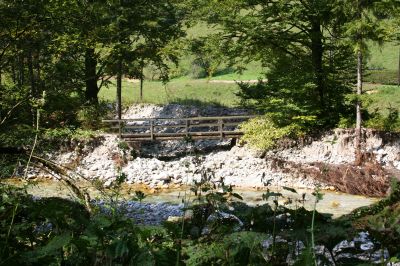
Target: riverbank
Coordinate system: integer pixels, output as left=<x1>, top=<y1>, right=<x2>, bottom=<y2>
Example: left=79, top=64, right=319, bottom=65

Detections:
left=18, top=104, right=400, bottom=197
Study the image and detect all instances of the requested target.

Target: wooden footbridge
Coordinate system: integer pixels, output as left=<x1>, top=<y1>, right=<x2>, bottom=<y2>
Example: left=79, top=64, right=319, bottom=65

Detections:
left=102, top=115, right=256, bottom=142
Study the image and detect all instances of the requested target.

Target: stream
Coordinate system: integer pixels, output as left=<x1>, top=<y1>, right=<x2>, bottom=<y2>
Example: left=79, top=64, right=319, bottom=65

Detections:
left=4, top=178, right=379, bottom=218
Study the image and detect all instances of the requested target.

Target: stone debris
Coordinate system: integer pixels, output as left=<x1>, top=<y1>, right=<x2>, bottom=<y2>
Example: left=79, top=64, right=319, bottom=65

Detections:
left=271, top=129, right=400, bottom=170
left=64, top=135, right=314, bottom=189
left=122, top=103, right=249, bottom=120
left=39, top=105, right=400, bottom=191
left=108, top=200, right=184, bottom=225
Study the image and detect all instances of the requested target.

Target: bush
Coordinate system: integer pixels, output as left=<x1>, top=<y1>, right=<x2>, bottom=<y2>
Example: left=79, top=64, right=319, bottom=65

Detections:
left=0, top=183, right=178, bottom=265
left=364, top=107, right=400, bottom=132
left=239, top=115, right=305, bottom=150
left=77, top=102, right=109, bottom=130
left=189, top=61, right=208, bottom=79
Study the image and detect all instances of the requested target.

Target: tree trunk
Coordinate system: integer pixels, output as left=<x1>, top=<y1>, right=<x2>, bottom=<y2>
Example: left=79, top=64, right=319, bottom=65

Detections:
left=35, top=49, right=41, bottom=90
left=355, top=0, right=364, bottom=166
left=28, top=51, right=35, bottom=97
left=398, top=46, right=400, bottom=87
left=84, top=48, right=99, bottom=105
left=28, top=51, right=36, bottom=127
left=18, top=54, right=24, bottom=89
left=355, top=49, right=363, bottom=165
left=116, top=59, right=122, bottom=119
left=310, top=20, right=325, bottom=110
left=11, top=58, right=16, bottom=84
left=140, top=66, right=143, bottom=101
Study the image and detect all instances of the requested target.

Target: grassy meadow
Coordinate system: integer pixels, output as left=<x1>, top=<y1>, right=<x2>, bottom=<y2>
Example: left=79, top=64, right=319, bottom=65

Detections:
left=365, top=42, right=400, bottom=85
left=99, top=79, right=241, bottom=107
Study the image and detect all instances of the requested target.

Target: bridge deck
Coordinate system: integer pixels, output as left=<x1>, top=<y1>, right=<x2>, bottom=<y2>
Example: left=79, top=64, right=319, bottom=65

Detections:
left=102, top=115, right=256, bottom=141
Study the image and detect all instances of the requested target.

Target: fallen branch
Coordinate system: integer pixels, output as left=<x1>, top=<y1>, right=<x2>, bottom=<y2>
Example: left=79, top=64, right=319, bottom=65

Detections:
left=30, top=155, right=93, bottom=213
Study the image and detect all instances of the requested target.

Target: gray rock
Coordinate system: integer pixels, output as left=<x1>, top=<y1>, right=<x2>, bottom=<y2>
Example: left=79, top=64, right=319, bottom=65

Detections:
left=201, top=211, right=243, bottom=235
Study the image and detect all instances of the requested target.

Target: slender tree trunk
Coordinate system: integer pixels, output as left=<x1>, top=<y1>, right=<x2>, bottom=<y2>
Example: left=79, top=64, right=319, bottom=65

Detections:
left=11, top=58, right=16, bottom=84
left=18, top=54, right=24, bottom=89
left=398, top=46, right=400, bottom=87
left=28, top=51, right=36, bottom=127
left=355, top=50, right=363, bottom=165
left=35, top=49, right=41, bottom=90
left=355, top=0, right=364, bottom=166
left=310, top=20, right=325, bottom=110
left=84, top=48, right=99, bottom=104
left=116, top=59, right=122, bottom=119
left=140, top=66, right=143, bottom=101
left=28, top=51, right=35, bottom=97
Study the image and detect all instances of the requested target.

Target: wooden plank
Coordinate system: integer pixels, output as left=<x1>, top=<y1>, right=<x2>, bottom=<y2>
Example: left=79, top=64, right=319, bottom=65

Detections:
left=115, top=123, right=235, bottom=130
left=150, top=120, right=154, bottom=140
left=118, top=121, right=122, bottom=139
left=218, top=119, right=223, bottom=139
left=121, top=131, right=243, bottom=139
left=123, top=134, right=243, bottom=142
left=185, top=119, right=190, bottom=136
left=153, top=124, right=186, bottom=129
left=102, top=115, right=258, bottom=123
left=221, top=122, right=243, bottom=127
left=155, top=132, right=216, bottom=137
left=188, top=123, right=219, bottom=128
left=115, top=124, right=185, bottom=129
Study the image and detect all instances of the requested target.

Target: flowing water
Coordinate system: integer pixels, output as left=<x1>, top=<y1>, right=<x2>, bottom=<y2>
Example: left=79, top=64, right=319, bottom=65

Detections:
left=4, top=178, right=379, bottom=218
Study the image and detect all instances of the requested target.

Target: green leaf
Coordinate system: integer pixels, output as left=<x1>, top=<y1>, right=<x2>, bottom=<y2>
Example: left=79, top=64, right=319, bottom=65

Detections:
left=312, top=191, right=324, bottom=201
left=23, top=232, right=72, bottom=262
left=282, top=186, right=298, bottom=194
left=262, top=192, right=282, bottom=201
left=232, top=193, right=243, bottom=200
left=93, top=215, right=113, bottom=228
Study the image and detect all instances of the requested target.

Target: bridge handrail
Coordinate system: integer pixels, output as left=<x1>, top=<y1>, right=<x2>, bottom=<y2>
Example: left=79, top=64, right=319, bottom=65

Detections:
left=102, top=115, right=258, bottom=141
left=102, top=115, right=258, bottom=123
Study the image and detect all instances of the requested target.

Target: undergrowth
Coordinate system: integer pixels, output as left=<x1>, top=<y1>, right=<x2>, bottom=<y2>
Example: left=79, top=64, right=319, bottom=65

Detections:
left=1, top=171, right=400, bottom=265
left=1, top=134, right=400, bottom=265
left=239, top=115, right=308, bottom=151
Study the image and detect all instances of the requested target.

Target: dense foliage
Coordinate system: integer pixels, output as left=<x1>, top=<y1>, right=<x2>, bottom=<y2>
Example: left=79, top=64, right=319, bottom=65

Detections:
left=1, top=0, right=399, bottom=146
left=1, top=176, right=400, bottom=265
left=0, top=0, right=185, bottom=131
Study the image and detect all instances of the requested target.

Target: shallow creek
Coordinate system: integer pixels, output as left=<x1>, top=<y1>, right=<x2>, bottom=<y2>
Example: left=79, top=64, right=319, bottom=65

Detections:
left=5, top=179, right=379, bottom=218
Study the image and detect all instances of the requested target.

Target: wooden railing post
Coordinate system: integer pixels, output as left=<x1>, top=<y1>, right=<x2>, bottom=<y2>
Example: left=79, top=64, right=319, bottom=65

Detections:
left=150, top=120, right=154, bottom=140
left=118, top=121, right=122, bottom=139
left=218, top=119, right=224, bottom=139
left=185, top=119, right=190, bottom=136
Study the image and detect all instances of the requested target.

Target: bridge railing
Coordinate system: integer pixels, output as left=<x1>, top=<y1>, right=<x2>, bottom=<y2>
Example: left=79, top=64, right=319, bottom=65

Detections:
left=102, top=115, right=257, bottom=141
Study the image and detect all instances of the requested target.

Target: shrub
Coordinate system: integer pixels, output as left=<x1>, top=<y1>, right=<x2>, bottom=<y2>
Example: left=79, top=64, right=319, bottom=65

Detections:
left=239, top=115, right=305, bottom=150
left=364, top=107, right=400, bottom=132
left=189, top=61, right=208, bottom=79
left=77, top=102, right=109, bottom=130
